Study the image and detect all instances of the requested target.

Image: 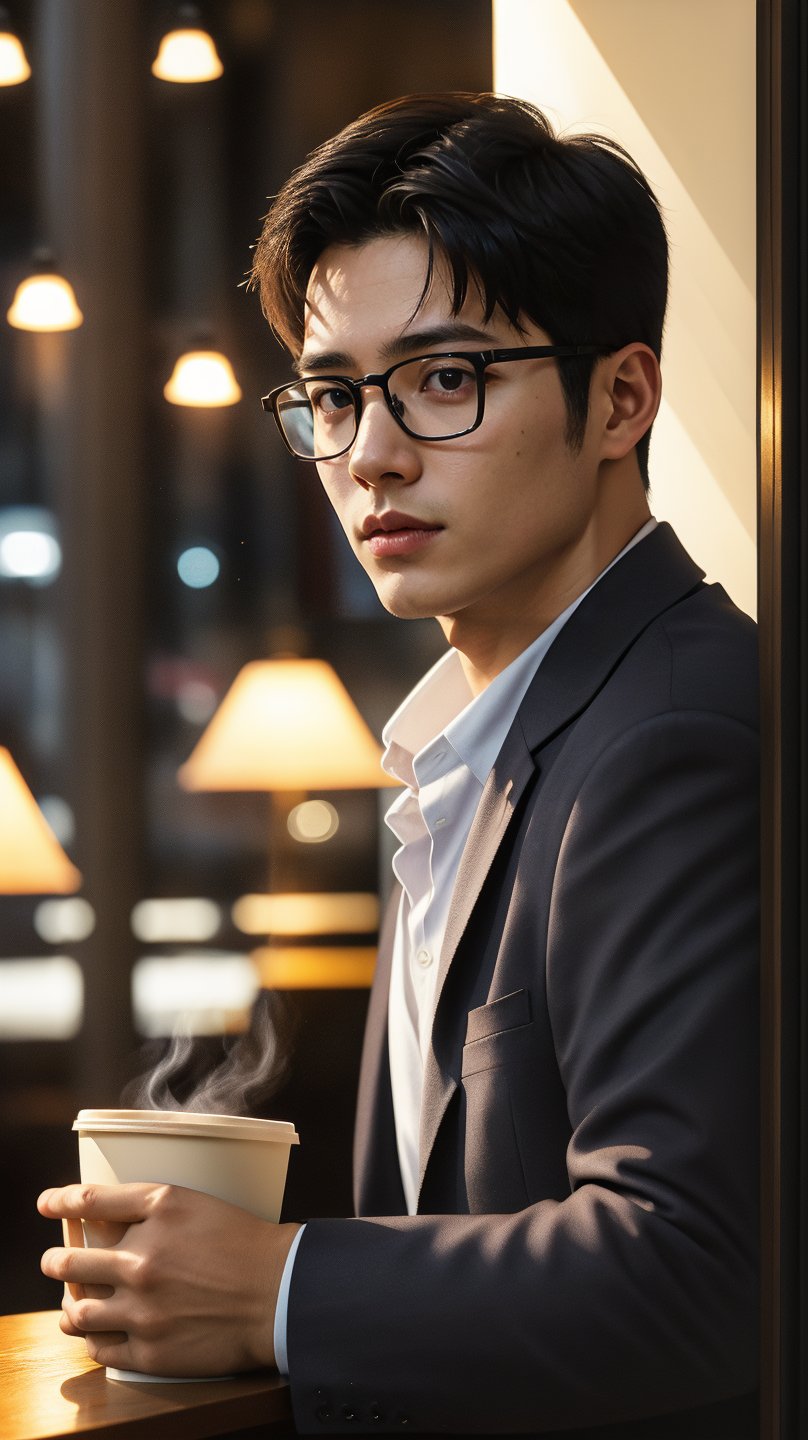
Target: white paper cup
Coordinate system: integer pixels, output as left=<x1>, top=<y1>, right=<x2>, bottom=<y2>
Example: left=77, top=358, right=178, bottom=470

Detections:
left=66, top=1107, right=299, bottom=1383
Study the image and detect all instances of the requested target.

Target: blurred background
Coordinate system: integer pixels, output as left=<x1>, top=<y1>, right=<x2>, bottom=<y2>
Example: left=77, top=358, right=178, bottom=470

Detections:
left=1, top=0, right=756, bottom=1317
left=0, top=0, right=492, bottom=1313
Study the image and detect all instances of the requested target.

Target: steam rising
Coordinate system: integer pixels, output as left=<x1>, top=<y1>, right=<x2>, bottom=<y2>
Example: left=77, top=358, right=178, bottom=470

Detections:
left=122, top=990, right=295, bottom=1116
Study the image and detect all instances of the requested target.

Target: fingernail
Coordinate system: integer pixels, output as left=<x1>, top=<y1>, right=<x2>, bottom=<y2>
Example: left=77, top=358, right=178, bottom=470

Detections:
left=37, top=1190, right=53, bottom=1211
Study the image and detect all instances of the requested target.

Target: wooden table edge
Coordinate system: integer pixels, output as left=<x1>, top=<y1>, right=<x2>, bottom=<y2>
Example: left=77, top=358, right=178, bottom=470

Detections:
left=0, top=1310, right=294, bottom=1439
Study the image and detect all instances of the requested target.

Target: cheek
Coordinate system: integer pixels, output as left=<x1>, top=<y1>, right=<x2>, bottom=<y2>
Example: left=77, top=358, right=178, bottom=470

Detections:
left=486, top=396, right=565, bottom=467
left=316, top=466, right=353, bottom=525
left=513, top=407, right=580, bottom=484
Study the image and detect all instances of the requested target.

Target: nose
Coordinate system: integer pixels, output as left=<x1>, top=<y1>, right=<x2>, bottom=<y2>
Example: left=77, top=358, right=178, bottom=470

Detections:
left=347, top=387, right=422, bottom=491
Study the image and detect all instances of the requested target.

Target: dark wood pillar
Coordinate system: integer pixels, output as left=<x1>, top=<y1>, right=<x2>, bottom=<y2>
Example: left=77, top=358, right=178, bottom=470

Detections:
left=37, top=0, right=146, bottom=1102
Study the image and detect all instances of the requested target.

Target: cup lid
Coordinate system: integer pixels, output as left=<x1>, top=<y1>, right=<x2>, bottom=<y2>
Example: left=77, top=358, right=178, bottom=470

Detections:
left=73, top=1108, right=299, bottom=1144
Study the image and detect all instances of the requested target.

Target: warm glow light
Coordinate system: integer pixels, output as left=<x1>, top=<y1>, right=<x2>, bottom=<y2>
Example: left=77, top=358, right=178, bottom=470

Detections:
left=152, top=27, right=223, bottom=83
left=0, top=958, right=83, bottom=1039
left=131, top=897, right=222, bottom=944
left=0, top=749, right=81, bottom=894
left=0, top=31, right=31, bottom=85
left=179, top=658, right=396, bottom=791
left=132, top=952, right=258, bottom=1037
left=7, top=272, right=83, bottom=331
left=288, top=799, right=339, bottom=843
left=493, top=0, right=757, bottom=618
left=233, top=891, right=380, bottom=937
left=164, top=350, right=242, bottom=407
left=34, top=897, right=96, bottom=945
left=255, top=945, right=376, bottom=989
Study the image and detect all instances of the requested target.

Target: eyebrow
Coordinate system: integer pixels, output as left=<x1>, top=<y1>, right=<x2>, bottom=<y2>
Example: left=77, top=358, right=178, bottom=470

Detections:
left=294, top=321, right=502, bottom=376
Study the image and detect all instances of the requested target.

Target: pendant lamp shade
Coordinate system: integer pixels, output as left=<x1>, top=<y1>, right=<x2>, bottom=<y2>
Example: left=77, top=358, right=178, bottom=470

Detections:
left=164, top=349, right=242, bottom=407
left=0, top=748, right=82, bottom=893
left=0, top=26, right=30, bottom=85
left=7, top=271, right=84, bottom=331
left=152, top=26, right=223, bottom=83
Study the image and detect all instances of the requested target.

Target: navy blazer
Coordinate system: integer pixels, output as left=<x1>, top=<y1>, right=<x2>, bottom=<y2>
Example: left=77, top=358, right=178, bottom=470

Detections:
left=288, top=524, right=759, bottom=1437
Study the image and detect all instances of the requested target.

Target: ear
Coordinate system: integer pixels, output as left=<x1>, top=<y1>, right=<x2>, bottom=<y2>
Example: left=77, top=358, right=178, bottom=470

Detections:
left=596, top=343, right=661, bottom=462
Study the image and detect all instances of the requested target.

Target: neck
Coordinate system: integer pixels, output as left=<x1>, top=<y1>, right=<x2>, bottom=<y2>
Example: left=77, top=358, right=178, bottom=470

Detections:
left=440, top=501, right=652, bottom=696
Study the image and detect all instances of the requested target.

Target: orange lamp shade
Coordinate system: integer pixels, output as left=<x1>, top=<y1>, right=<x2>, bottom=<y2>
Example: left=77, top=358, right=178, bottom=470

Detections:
left=163, top=350, right=241, bottom=407
left=0, top=748, right=82, bottom=893
left=0, top=30, right=31, bottom=86
left=152, top=27, right=223, bottom=83
left=178, top=659, right=395, bottom=792
left=7, top=272, right=84, bottom=332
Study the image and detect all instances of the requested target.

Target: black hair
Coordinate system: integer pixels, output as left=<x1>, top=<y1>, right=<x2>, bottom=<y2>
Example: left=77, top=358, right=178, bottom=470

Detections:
left=250, top=93, right=668, bottom=486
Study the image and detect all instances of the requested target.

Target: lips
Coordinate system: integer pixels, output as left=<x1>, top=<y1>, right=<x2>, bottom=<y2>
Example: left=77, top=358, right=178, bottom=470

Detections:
left=360, top=510, right=442, bottom=538
left=359, top=510, right=444, bottom=559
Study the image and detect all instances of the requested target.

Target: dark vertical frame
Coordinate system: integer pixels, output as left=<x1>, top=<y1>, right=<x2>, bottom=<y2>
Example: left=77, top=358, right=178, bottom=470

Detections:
left=758, top=0, right=807, bottom=1436
left=39, top=0, right=145, bottom=1102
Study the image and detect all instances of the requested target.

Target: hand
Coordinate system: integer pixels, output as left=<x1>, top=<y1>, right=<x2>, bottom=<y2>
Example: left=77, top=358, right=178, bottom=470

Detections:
left=38, top=1182, right=301, bottom=1377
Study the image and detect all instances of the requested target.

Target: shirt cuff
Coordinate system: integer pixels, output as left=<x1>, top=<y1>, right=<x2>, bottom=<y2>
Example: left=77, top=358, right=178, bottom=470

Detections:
left=273, top=1223, right=306, bottom=1376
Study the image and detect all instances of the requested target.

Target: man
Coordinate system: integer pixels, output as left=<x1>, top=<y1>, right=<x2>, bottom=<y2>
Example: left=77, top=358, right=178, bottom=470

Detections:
left=39, top=94, right=759, bottom=1437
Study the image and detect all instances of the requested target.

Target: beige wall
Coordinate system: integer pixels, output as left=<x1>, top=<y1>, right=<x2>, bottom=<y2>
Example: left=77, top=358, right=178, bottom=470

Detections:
left=494, top=0, right=757, bottom=617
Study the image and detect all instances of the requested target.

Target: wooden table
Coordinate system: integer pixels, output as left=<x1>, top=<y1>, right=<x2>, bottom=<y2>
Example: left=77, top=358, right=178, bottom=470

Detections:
left=0, top=1312, right=294, bottom=1439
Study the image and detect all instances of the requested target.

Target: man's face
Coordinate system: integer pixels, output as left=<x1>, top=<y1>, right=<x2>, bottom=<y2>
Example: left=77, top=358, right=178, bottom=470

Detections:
left=300, top=233, right=609, bottom=660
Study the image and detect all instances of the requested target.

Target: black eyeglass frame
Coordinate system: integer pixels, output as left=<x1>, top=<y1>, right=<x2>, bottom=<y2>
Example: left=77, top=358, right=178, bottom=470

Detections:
left=260, top=344, right=616, bottom=461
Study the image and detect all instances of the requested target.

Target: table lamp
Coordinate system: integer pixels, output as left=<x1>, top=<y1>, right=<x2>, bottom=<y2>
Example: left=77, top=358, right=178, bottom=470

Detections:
left=178, top=659, right=395, bottom=985
left=0, top=747, right=81, bottom=893
left=178, top=658, right=393, bottom=793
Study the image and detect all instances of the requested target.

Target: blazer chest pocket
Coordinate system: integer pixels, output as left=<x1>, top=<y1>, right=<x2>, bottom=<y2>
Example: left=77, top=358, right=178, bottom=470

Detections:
left=462, top=988, right=534, bottom=1077
left=461, top=988, right=534, bottom=1211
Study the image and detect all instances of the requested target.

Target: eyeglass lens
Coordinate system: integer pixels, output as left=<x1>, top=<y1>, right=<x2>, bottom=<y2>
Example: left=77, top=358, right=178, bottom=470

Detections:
left=276, top=355, right=481, bottom=459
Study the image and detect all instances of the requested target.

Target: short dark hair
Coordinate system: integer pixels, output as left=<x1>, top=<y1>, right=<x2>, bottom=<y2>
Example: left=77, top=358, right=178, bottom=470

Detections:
left=250, top=92, right=668, bottom=487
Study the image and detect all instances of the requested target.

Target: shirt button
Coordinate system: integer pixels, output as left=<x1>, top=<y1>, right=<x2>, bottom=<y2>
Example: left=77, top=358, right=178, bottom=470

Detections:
left=416, top=949, right=432, bottom=968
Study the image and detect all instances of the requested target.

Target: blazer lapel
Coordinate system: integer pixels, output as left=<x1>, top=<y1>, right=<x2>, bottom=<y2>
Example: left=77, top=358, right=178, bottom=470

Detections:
left=416, top=523, right=706, bottom=1201
left=417, top=721, right=537, bottom=1197
left=516, top=522, right=705, bottom=756
left=353, top=886, right=407, bottom=1216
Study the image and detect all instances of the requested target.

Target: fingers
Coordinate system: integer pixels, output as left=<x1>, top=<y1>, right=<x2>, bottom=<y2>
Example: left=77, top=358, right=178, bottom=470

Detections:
left=83, top=1334, right=131, bottom=1368
left=38, top=1182, right=163, bottom=1224
left=61, top=1290, right=130, bottom=1338
left=58, top=1307, right=130, bottom=1366
left=38, top=1184, right=291, bottom=1379
left=58, top=1293, right=160, bottom=1376
left=42, top=1244, right=122, bottom=1288
left=58, top=1297, right=118, bottom=1341
left=58, top=1311, right=87, bottom=1338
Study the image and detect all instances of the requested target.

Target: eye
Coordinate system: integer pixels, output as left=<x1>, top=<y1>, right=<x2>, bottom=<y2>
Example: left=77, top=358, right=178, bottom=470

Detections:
left=420, top=363, right=476, bottom=397
left=307, top=382, right=354, bottom=416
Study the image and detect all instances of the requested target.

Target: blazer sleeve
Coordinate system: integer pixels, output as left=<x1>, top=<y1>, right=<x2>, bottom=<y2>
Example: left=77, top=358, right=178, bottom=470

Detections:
left=285, top=708, right=759, bottom=1435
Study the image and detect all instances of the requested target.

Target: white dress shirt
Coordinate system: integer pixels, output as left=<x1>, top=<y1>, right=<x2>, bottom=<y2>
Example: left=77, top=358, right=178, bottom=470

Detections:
left=273, top=517, right=657, bottom=1364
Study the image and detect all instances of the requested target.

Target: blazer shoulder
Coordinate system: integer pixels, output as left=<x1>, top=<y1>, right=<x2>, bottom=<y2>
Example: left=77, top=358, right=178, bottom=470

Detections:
left=644, top=582, right=758, bottom=732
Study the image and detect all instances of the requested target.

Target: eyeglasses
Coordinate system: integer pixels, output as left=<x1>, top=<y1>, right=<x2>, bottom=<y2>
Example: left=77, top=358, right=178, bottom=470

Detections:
left=260, top=345, right=614, bottom=462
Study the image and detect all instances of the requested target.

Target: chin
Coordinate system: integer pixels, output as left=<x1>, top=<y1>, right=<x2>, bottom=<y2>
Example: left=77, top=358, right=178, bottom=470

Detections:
left=378, top=597, right=440, bottom=621
left=370, top=580, right=444, bottom=621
